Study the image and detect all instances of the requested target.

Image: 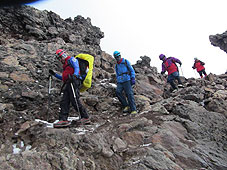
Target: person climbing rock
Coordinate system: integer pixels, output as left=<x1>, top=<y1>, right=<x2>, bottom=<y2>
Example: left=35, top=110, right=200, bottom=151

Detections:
left=159, top=54, right=183, bottom=92
left=49, top=49, right=90, bottom=127
left=192, top=57, right=207, bottom=78
left=113, top=51, right=137, bottom=114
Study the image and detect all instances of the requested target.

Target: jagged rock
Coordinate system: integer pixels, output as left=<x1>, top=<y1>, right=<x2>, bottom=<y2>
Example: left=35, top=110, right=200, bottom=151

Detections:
left=209, top=31, right=227, bottom=53
left=205, top=98, right=227, bottom=115
left=135, top=55, right=151, bottom=68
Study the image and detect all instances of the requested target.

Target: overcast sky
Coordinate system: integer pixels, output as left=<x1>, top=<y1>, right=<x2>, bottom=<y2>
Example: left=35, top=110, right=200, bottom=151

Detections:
left=30, top=0, right=227, bottom=78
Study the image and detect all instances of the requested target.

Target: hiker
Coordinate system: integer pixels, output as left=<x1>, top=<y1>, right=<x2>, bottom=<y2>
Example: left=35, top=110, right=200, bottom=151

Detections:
left=159, top=54, right=183, bottom=91
left=113, top=51, right=137, bottom=114
left=49, top=49, right=90, bottom=127
left=192, top=58, right=207, bottom=78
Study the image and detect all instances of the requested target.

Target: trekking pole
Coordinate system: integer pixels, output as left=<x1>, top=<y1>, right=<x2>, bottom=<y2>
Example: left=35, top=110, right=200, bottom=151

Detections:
left=179, top=66, right=184, bottom=77
left=193, top=69, right=197, bottom=79
left=70, top=82, right=81, bottom=120
left=47, top=75, right=52, bottom=121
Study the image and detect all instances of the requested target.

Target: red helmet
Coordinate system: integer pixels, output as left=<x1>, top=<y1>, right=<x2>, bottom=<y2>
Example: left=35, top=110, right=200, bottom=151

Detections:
left=56, top=49, right=67, bottom=60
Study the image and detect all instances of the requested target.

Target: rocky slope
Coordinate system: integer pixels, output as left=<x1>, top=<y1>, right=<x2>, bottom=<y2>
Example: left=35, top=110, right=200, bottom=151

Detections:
left=0, top=6, right=227, bottom=170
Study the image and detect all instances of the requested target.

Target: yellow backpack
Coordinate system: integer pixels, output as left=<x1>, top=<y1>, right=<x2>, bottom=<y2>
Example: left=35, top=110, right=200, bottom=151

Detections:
left=74, top=54, right=94, bottom=92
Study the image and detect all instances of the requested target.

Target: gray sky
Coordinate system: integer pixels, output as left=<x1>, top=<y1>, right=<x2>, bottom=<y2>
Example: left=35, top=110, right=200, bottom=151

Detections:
left=30, top=0, right=227, bottom=78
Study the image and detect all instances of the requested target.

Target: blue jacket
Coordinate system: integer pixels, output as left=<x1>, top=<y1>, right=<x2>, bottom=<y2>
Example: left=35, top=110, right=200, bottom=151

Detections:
left=115, top=58, right=135, bottom=83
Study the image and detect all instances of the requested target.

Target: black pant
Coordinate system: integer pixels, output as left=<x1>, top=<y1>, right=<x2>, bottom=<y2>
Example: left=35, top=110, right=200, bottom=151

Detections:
left=59, top=80, right=89, bottom=121
left=198, top=69, right=207, bottom=77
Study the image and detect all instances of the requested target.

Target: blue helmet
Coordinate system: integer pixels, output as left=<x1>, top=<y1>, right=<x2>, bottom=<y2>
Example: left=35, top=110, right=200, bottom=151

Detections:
left=113, top=51, right=121, bottom=58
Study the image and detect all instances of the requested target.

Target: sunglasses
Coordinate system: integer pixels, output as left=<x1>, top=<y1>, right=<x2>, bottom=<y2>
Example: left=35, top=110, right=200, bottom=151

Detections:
left=56, top=52, right=67, bottom=60
left=114, top=55, right=121, bottom=58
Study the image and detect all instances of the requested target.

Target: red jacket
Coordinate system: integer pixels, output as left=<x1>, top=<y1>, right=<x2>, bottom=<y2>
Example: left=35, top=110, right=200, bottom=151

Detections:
left=62, top=56, right=74, bottom=82
left=162, top=57, right=181, bottom=75
left=193, top=60, right=205, bottom=72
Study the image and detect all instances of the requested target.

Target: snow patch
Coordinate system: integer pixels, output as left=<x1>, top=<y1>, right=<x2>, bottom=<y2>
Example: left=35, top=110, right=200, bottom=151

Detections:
left=35, top=116, right=80, bottom=128
left=13, top=144, right=21, bottom=154
left=25, top=145, right=32, bottom=151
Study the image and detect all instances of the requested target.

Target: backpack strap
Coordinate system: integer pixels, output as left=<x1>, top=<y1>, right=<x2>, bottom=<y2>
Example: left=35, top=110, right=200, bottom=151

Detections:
left=200, top=61, right=205, bottom=65
left=164, top=57, right=171, bottom=69
left=116, top=59, right=131, bottom=76
left=124, top=59, right=131, bottom=75
left=65, top=57, right=75, bottom=69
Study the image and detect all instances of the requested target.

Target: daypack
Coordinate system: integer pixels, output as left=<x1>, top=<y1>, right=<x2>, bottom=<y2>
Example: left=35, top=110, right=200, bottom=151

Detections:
left=193, top=60, right=205, bottom=69
left=164, top=57, right=179, bottom=72
left=74, top=54, right=94, bottom=92
left=200, top=61, right=205, bottom=65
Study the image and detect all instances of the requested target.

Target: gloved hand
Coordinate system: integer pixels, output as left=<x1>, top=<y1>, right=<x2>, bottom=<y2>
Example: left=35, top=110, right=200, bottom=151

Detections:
left=161, top=71, right=165, bottom=75
left=71, top=75, right=81, bottom=87
left=179, top=62, right=182, bottom=66
left=131, top=77, right=135, bottom=85
left=49, top=69, right=55, bottom=76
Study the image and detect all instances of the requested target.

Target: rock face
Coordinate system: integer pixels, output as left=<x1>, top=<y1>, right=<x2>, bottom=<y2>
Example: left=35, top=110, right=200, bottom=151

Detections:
left=0, top=6, right=227, bottom=170
left=209, top=31, right=227, bottom=53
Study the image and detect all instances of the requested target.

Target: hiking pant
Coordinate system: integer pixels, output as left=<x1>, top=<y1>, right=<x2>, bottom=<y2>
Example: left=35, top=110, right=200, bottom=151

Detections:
left=167, top=71, right=182, bottom=89
left=198, top=69, right=207, bottom=78
left=59, top=80, right=89, bottom=121
left=116, top=80, right=136, bottom=112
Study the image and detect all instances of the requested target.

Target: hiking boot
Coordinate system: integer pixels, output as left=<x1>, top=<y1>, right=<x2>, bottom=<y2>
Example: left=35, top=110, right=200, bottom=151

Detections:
left=54, top=120, right=71, bottom=128
left=131, top=110, right=137, bottom=114
left=123, top=106, right=129, bottom=113
left=77, top=118, right=91, bottom=125
left=172, top=89, right=178, bottom=93
left=178, top=84, right=184, bottom=88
